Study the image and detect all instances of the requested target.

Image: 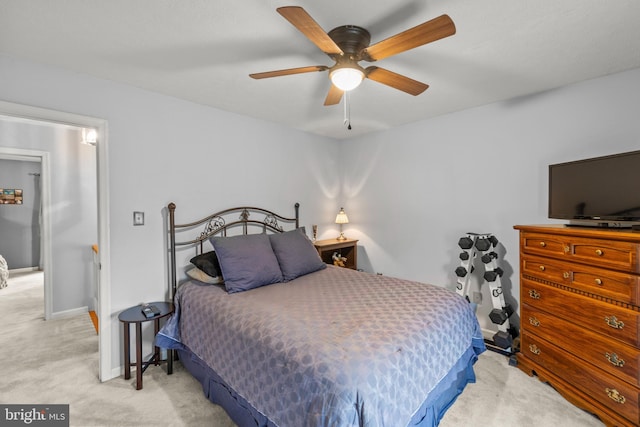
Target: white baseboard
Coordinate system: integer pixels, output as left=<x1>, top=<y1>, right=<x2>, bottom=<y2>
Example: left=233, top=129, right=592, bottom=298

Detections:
left=50, top=305, right=88, bottom=320
left=9, top=266, right=41, bottom=274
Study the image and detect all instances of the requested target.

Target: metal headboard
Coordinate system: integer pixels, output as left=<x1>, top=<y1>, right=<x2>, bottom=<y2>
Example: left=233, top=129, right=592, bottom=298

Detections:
left=167, top=202, right=300, bottom=298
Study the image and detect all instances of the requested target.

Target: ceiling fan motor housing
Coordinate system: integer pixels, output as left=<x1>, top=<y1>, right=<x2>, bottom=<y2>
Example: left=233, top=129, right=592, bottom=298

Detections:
left=327, top=25, right=371, bottom=59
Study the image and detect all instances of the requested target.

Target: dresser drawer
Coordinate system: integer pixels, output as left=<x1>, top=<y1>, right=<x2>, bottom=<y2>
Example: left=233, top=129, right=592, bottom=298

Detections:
left=571, top=238, right=640, bottom=274
left=522, top=278, right=640, bottom=347
left=521, top=332, right=640, bottom=424
left=521, top=232, right=640, bottom=273
left=522, top=303, right=640, bottom=386
left=522, top=254, right=572, bottom=283
left=522, top=254, right=640, bottom=305
left=521, top=232, right=568, bottom=258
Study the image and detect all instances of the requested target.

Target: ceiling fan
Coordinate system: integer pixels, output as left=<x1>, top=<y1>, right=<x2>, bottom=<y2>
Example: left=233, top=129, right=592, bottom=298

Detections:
left=250, top=6, right=456, bottom=106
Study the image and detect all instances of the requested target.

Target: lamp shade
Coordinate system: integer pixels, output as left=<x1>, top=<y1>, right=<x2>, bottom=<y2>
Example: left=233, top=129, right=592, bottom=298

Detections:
left=335, top=208, right=349, bottom=224
left=330, top=68, right=364, bottom=91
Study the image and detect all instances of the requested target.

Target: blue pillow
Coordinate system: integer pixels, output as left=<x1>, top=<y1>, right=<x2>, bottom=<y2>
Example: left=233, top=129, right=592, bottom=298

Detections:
left=269, top=228, right=326, bottom=281
left=210, top=233, right=283, bottom=293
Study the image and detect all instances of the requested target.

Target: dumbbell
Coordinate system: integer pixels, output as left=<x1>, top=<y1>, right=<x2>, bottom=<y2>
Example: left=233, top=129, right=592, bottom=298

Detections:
left=492, top=330, right=513, bottom=349
left=458, top=236, right=474, bottom=250
left=488, top=235, right=499, bottom=248
left=459, top=252, right=470, bottom=260
left=455, top=265, right=476, bottom=277
left=455, top=266, right=468, bottom=277
left=483, top=267, right=504, bottom=282
left=474, top=238, right=491, bottom=251
left=489, top=304, right=514, bottom=325
left=480, top=252, right=497, bottom=264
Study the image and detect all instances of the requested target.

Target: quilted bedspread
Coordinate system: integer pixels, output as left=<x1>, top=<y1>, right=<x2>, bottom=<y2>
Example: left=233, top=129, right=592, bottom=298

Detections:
left=159, top=266, right=484, bottom=426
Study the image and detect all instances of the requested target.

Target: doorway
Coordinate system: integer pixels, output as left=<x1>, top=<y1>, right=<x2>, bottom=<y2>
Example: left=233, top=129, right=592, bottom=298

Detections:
left=0, top=149, right=51, bottom=318
left=0, top=100, right=112, bottom=382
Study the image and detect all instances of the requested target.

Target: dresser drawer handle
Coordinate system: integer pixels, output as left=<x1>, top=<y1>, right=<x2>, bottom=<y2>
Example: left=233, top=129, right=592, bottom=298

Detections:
left=605, top=352, right=626, bottom=368
left=595, top=278, right=603, bottom=285
left=606, top=388, right=626, bottom=404
left=563, top=271, right=570, bottom=279
left=595, top=249, right=604, bottom=256
left=528, top=344, right=541, bottom=355
left=539, top=241, right=546, bottom=247
left=529, top=317, right=540, bottom=327
left=539, top=265, right=545, bottom=271
left=528, top=289, right=541, bottom=300
left=563, top=245, right=570, bottom=253
left=605, top=315, right=625, bottom=330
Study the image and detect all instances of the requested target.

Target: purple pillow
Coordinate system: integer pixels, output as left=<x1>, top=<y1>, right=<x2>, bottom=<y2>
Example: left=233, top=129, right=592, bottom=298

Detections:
left=269, top=228, right=326, bottom=281
left=210, top=233, right=283, bottom=293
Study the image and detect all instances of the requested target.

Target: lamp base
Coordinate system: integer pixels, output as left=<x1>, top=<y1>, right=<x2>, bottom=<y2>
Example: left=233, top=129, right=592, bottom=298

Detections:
left=337, top=233, right=347, bottom=241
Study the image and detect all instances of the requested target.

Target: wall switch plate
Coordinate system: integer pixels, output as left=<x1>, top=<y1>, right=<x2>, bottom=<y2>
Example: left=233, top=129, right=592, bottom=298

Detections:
left=133, top=211, right=144, bottom=226
left=472, top=291, right=483, bottom=304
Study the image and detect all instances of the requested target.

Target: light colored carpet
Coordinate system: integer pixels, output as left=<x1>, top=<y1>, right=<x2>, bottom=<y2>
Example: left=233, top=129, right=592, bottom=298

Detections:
left=0, top=271, right=604, bottom=427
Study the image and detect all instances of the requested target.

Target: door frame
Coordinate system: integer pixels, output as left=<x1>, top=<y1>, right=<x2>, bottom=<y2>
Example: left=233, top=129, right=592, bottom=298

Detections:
left=0, top=100, right=112, bottom=381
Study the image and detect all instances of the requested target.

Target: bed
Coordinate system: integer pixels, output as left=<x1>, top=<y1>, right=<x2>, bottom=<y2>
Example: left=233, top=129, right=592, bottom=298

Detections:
left=157, top=202, right=485, bottom=427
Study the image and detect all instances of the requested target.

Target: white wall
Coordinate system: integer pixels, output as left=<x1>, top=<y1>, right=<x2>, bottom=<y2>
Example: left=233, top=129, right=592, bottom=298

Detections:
left=0, top=54, right=340, bottom=377
left=340, top=67, right=640, bottom=333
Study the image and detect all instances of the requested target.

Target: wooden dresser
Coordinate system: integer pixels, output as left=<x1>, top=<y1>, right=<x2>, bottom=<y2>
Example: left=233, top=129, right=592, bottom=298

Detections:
left=514, top=224, right=640, bottom=427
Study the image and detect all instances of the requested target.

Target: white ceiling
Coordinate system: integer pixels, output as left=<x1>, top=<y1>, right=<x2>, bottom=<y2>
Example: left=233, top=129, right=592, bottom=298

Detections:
left=1, top=0, right=639, bottom=140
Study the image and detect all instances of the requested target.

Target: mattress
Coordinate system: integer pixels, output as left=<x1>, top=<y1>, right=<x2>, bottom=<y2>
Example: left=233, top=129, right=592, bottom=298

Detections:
left=158, top=265, right=485, bottom=426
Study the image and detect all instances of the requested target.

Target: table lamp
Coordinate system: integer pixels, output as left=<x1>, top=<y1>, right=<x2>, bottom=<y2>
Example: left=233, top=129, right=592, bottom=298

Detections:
left=335, top=207, right=349, bottom=240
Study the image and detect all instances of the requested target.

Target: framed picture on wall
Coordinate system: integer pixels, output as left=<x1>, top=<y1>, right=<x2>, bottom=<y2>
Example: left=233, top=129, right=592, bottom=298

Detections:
left=0, top=189, right=23, bottom=204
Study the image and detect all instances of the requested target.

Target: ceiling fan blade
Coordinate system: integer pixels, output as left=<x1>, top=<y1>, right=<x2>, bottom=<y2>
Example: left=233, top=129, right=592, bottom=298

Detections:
left=365, top=66, right=429, bottom=96
left=363, top=14, right=455, bottom=61
left=277, top=6, right=343, bottom=56
left=324, top=84, right=344, bottom=106
left=250, top=65, right=328, bottom=79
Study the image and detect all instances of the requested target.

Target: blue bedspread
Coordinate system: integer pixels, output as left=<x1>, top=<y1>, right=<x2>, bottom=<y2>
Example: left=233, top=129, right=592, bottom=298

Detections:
left=158, top=266, right=485, bottom=426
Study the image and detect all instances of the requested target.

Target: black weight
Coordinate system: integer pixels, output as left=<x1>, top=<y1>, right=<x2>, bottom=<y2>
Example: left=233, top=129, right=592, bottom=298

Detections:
left=489, top=309, right=507, bottom=325
left=488, top=235, right=499, bottom=247
left=483, top=267, right=504, bottom=282
left=459, top=252, right=470, bottom=261
left=458, top=237, right=473, bottom=250
left=474, top=238, right=491, bottom=251
left=481, top=252, right=497, bottom=264
left=492, top=331, right=513, bottom=349
left=489, top=304, right=514, bottom=325
left=455, top=266, right=468, bottom=277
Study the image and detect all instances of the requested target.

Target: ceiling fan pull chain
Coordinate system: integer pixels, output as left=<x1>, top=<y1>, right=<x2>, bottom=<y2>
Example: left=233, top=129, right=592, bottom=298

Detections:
left=344, top=91, right=352, bottom=130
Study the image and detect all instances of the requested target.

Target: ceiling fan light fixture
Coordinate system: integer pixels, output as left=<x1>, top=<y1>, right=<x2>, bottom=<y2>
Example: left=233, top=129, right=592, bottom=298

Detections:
left=330, top=67, right=364, bottom=91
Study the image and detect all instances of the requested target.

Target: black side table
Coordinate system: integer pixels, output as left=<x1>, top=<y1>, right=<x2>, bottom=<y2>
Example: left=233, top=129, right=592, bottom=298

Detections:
left=118, top=301, right=174, bottom=390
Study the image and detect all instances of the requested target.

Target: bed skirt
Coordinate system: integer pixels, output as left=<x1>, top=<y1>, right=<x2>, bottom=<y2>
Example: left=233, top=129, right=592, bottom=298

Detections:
left=177, top=342, right=482, bottom=427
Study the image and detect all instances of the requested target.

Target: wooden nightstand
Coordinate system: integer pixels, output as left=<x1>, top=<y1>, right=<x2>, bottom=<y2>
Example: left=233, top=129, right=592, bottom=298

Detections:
left=314, top=238, right=358, bottom=270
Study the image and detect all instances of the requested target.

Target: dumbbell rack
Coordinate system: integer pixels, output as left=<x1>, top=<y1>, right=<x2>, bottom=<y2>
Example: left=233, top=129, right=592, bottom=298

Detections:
left=454, top=233, right=517, bottom=357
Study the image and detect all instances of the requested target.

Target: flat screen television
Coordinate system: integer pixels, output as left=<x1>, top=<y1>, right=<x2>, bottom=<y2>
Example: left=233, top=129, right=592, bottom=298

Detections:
left=548, top=150, right=640, bottom=227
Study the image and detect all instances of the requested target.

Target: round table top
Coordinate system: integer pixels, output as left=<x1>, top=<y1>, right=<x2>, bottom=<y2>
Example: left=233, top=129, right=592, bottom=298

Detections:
left=118, top=301, right=174, bottom=323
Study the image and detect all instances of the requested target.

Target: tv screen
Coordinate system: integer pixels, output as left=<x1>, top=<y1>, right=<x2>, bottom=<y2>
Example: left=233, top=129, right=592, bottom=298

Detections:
left=549, top=150, right=640, bottom=226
